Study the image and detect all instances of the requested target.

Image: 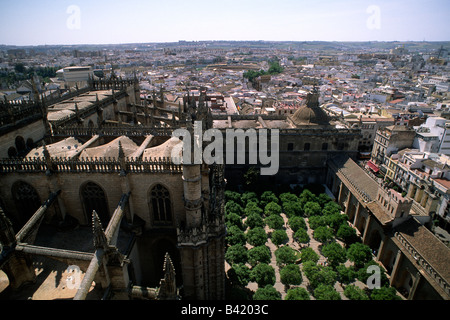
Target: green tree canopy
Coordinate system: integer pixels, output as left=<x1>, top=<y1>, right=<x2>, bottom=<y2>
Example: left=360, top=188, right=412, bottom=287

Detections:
left=347, top=243, right=373, bottom=268
left=324, top=213, right=348, bottom=231
left=253, top=285, right=281, bottom=300
left=344, top=284, right=369, bottom=300
left=336, top=224, right=359, bottom=245
left=241, top=191, right=259, bottom=206
left=308, top=215, right=327, bottom=230
left=246, top=227, right=267, bottom=247
left=14, top=63, right=26, bottom=73
left=245, top=211, right=265, bottom=229
left=323, top=201, right=342, bottom=215
left=304, top=201, right=322, bottom=217
left=271, top=229, right=289, bottom=246
left=285, top=287, right=310, bottom=300
left=243, top=69, right=266, bottom=83
left=225, top=191, right=242, bottom=205
left=225, top=212, right=244, bottom=230
left=274, top=245, right=298, bottom=266
left=288, top=216, right=306, bottom=232
left=279, top=192, right=299, bottom=204
left=243, top=59, right=284, bottom=84
left=313, top=226, right=335, bottom=244
left=317, top=193, right=333, bottom=207
left=244, top=202, right=263, bottom=217
left=282, top=201, right=304, bottom=217
left=267, top=60, right=284, bottom=74
left=370, top=286, right=401, bottom=300
left=248, top=245, right=271, bottom=267
left=225, top=201, right=244, bottom=216
left=300, top=247, right=319, bottom=263
left=251, top=263, right=276, bottom=287
left=280, top=264, right=302, bottom=286
left=264, top=201, right=282, bottom=217
left=314, top=284, right=341, bottom=300
left=225, top=244, right=248, bottom=264
left=227, top=263, right=251, bottom=287
left=336, top=264, right=356, bottom=285
left=293, top=228, right=310, bottom=245
left=303, top=261, right=337, bottom=289
left=260, top=191, right=279, bottom=207
left=264, top=213, right=285, bottom=230
left=302, top=260, right=318, bottom=277
left=321, top=242, right=347, bottom=267
left=226, top=225, right=247, bottom=246
left=298, top=189, right=317, bottom=208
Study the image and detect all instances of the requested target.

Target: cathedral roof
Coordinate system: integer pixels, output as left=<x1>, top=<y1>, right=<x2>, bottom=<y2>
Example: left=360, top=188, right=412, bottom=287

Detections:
left=395, top=217, right=450, bottom=285
left=26, top=137, right=82, bottom=158
left=79, top=136, right=138, bottom=159
left=289, top=89, right=330, bottom=126
left=142, top=136, right=181, bottom=159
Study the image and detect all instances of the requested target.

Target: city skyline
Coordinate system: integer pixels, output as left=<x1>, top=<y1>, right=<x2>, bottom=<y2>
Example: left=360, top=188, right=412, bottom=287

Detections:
left=0, top=0, right=449, bottom=46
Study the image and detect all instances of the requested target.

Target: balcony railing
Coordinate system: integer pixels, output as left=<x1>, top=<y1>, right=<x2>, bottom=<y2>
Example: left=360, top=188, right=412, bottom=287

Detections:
left=0, top=156, right=182, bottom=174
left=394, top=231, right=449, bottom=296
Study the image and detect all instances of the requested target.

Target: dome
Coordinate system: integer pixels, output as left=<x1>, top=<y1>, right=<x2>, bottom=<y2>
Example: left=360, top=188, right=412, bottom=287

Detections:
left=290, top=105, right=330, bottom=125
left=289, top=90, right=330, bottom=126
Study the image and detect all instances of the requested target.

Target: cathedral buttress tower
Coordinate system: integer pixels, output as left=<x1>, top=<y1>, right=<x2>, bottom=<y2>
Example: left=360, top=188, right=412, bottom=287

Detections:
left=176, top=95, right=226, bottom=300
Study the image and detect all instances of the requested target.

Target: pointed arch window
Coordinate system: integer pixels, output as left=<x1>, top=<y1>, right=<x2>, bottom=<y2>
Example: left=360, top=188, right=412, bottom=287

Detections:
left=304, top=143, right=311, bottom=151
left=81, top=182, right=109, bottom=225
left=15, top=136, right=26, bottom=153
left=11, top=181, right=41, bottom=226
left=150, top=184, right=172, bottom=225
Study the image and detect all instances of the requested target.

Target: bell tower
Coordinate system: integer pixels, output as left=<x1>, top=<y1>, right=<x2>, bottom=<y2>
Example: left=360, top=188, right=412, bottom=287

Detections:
left=176, top=95, right=226, bottom=300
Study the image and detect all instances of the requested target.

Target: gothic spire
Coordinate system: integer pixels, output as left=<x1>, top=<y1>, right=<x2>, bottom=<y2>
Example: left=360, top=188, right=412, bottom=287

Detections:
left=111, top=66, right=117, bottom=79
left=92, top=210, right=108, bottom=249
left=0, top=206, right=15, bottom=246
left=118, top=140, right=127, bottom=176
left=42, top=141, right=50, bottom=160
left=118, top=140, right=125, bottom=160
left=158, top=252, right=177, bottom=300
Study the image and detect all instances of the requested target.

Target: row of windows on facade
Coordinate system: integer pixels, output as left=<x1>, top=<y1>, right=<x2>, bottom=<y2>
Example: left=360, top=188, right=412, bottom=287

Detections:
left=7, top=136, right=36, bottom=158
left=377, top=193, right=406, bottom=217
left=288, top=142, right=331, bottom=151
left=202, top=142, right=345, bottom=154
left=287, top=142, right=350, bottom=151
left=9, top=180, right=173, bottom=227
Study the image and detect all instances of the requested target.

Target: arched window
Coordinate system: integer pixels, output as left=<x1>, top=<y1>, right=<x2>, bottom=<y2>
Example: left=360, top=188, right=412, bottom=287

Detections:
left=150, top=184, right=172, bottom=225
left=287, top=143, right=294, bottom=151
left=322, top=143, right=328, bottom=151
left=15, top=136, right=26, bottom=153
left=304, top=143, right=310, bottom=151
left=8, top=146, right=17, bottom=158
left=26, top=138, right=35, bottom=150
left=81, top=182, right=109, bottom=225
left=11, top=181, right=41, bottom=225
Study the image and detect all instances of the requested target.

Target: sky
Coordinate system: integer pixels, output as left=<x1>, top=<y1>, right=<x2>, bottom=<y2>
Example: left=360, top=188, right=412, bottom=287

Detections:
left=0, top=0, right=449, bottom=46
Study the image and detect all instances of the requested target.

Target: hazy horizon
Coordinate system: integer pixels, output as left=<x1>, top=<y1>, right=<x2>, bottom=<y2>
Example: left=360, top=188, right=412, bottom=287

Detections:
left=2, top=39, right=450, bottom=48
left=1, top=0, right=449, bottom=46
